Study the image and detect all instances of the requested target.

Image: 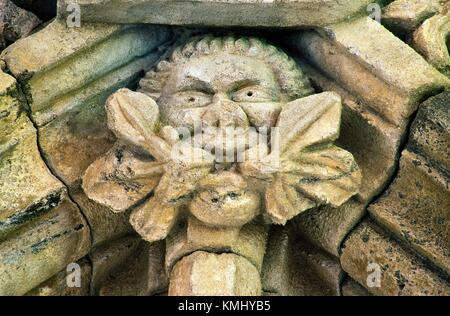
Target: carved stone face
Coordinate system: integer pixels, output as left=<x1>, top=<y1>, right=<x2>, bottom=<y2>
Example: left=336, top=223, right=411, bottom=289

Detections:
left=84, top=35, right=361, bottom=229
left=157, top=53, right=284, bottom=130
left=83, top=35, right=362, bottom=296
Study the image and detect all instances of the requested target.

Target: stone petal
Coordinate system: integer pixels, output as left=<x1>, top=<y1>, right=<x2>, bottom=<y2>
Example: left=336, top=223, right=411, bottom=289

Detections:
left=129, top=197, right=178, bottom=243
left=154, top=162, right=214, bottom=204
left=290, top=146, right=362, bottom=207
left=82, top=143, right=163, bottom=212
left=265, top=176, right=316, bottom=225
left=106, top=88, right=172, bottom=160
left=276, top=92, right=342, bottom=156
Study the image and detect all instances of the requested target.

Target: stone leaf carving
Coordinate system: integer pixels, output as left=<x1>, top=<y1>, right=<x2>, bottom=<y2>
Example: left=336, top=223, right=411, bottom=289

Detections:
left=83, top=36, right=361, bottom=251
left=84, top=88, right=215, bottom=242
left=240, top=92, right=362, bottom=225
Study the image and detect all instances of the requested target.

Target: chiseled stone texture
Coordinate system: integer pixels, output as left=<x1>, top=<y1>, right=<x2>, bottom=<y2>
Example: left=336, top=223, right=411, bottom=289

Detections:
left=1, top=20, right=172, bottom=246
left=369, top=92, right=450, bottom=275
left=262, top=224, right=343, bottom=296
left=341, top=220, right=450, bottom=296
left=57, top=0, right=372, bottom=28
left=99, top=240, right=168, bottom=296
left=26, top=258, right=91, bottom=296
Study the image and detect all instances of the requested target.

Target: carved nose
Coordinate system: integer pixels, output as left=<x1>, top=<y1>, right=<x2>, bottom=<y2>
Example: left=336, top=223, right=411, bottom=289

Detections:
left=202, top=94, right=249, bottom=128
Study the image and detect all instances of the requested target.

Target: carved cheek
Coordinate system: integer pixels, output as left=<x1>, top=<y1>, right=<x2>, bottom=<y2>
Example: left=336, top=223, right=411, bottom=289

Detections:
left=165, top=107, right=208, bottom=129
left=238, top=102, right=283, bottom=128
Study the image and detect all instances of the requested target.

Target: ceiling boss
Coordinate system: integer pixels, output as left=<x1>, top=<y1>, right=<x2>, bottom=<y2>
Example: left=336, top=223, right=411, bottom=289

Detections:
left=82, top=35, right=362, bottom=296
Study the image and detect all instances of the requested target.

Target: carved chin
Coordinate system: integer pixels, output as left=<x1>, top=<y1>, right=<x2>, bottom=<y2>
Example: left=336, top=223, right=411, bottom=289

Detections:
left=190, top=189, right=261, bottom=228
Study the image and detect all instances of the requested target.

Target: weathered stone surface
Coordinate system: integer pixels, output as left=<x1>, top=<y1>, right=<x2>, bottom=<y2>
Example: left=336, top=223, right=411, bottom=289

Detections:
left=341, top=220, right=450, bottom=296
left=99, top=240, right=168, bottom=296
left=289, top=17, right=450, bottom=127
left=26, top=258, right=91, bottom=296
left=165, top=216, right=268, bottom=274
left=2, top=20, right=171, bottom=246
left=89, top=235, right=141, bottom=293
left=369, top=92, right=450, bottom=275
left=0, top=70, right=91, bottom=295
left=382, top=0, right=444, bottom=34
left=341, top=277, right=371, bottom=296
left=295, top=198, right=365, bottom=258
left=57, top=0, right=372, bottom=28
left=413, top=14, right=450, bottom=76
left=169, top=251, right=261, bottom=296
left=0, top=193, right=91, bottom=295
left=408, top=91, right=450, bottom=171
left=1, top=20, right=171, bottom=125
left=71, top=186, right=133, bottom=247
left=262, top=224, right=343, bottom=296
left=369, top=151, right=450, bottom=275
left=0, top=0, right=41, bottom=49
left=0, top=73, right=64, bottom=238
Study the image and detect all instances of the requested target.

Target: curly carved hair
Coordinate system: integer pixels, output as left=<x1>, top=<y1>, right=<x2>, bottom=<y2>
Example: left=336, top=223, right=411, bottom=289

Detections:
left=139, top=35, right=314, bottom=101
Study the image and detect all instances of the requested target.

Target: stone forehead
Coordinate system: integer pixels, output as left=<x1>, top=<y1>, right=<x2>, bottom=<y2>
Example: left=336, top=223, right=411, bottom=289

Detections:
left=139, top=35, right=314, bottom=100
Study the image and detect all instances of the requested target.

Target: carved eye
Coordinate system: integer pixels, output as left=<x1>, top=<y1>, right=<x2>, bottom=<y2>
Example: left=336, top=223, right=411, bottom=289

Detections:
left=175, top=91, right=212, bottom=107
left=232, top=87, right=277, bottom=103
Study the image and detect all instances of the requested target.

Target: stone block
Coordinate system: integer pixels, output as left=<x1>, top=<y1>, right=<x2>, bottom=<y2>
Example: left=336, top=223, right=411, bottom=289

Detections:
left=1, top=20, right=171, bottom=125
left=341, top=220, right=450, bottom=296
left=1, top=20, right=172, bottom=246
left=413, top=14, right=450, bottom=77
left=169, top=251, right=261, bottom=296
left=262, top=224, right=343, bottom=296
left=99, top=240, right=168, bottom=296
left=369, top=91, right=450, bottom=275
left=382, top=0, right=444, bottom=34
left=89, top=235, right=141, bottom=293
left=408, top=91, right=450, bottom=171
left=57, top=0, right=372, bottom=28
left=0, top=72, right=64, bottom=239
left=26, top=258, right=91, bottom=296
left=0, top=193, right=91, bottom=295
left=369, top=151, right=449, bottom=276
left=288, top=17, right=450, bottom=127
left=165, top=216, right=268, bottom=274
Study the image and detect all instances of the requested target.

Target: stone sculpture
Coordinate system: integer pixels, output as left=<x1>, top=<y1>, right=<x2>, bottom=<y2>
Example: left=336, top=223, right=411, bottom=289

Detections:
left=82, top=35, right=362, bottom=295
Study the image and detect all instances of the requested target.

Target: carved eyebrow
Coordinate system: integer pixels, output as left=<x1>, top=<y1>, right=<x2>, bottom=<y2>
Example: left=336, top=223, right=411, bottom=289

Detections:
left=177, top=76, right=215, bottom=94
left=229, top=79, right=261, bottom=92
